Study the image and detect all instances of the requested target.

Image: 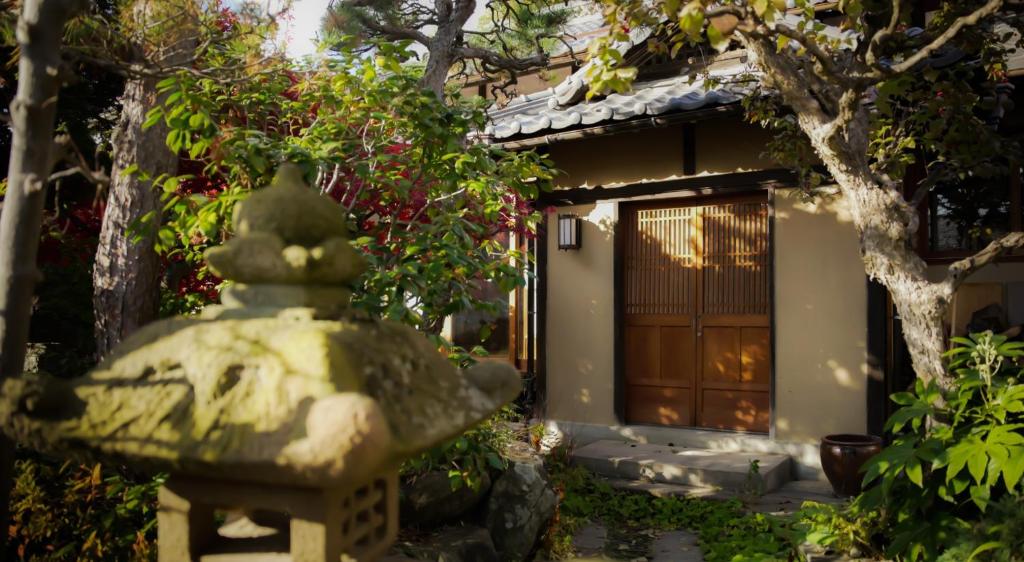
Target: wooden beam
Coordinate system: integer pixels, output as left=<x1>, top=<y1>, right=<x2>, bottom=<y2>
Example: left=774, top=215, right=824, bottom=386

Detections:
left=539, top=169, right=797, bottom=206
left=613, top=204, right=625, bottom=424
left=866, top=278, right=889, bottom=438
left=534, top=218, right=549, bottom=419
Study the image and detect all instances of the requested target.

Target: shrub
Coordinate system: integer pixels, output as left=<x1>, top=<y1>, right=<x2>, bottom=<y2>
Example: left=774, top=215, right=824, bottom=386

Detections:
left=7, top=452, right=163, bottom=561
left=798, top=331, right=1024, bottom=561
left=401, top=405, right=517, bottom=491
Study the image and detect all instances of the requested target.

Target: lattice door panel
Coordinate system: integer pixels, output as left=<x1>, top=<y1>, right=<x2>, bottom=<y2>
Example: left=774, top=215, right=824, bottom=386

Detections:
left=700, top=203, right=770, bottom=316
left=624, top=207, right=696, bottom=316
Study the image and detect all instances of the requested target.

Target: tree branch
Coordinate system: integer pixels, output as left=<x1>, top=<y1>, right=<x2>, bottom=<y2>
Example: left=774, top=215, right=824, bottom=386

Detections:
left=875, top=0, right=1003, bottom=76
left=456, top=45, right=547, bottom=71
left=770, top=23, right=843, bottom=81
left=946, top=231, right=1024, bottom=289
left=743, top=35, right=831, bottom=131
left=336, top=1, right=432, bottom=46
left=0, top=0, right=86, bottom=536
left=866, top=0, right=904, bottom=67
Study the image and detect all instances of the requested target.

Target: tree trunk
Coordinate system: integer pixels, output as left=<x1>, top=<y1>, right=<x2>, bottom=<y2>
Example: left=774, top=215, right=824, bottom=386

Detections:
left=815, top=115, right=954, bottom=387
left=92, top=0, right=197, bottom=358
left=421, top=49, right=453, bottom=99
left=417, top=0, right=476, bottom=99
left=0, top=0, right=83, bottom=538
left=746, top=37, right=962, bottom=388
left=92, top=74, right=175, bottom=358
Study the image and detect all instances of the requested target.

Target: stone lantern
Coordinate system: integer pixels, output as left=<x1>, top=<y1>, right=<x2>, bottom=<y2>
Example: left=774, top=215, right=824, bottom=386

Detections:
left=1, top=165, right=521, bottom=561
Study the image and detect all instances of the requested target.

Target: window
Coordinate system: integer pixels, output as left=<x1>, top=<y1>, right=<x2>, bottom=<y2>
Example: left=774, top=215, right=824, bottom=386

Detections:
left=919, top=163, right=1023, bottom=260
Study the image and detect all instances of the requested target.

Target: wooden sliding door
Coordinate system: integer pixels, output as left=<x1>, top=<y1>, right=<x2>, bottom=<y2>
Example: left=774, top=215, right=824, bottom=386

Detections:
left=622, top=196, right=771, bottom=432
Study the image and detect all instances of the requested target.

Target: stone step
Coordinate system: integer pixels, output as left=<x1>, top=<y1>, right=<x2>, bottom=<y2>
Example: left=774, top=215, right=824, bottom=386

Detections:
left=571, top=440, right=792, bottom=492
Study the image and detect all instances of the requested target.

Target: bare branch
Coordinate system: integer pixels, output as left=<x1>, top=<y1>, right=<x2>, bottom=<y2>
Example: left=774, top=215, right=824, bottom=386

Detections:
left=908, top=166, right=953, bottom=210
left=946, top=231, right=1024, bottom=289
left=456, top=45, right=546, bottom=71
left=335, top=4, right=432, bottom=46
left=65, top=49, right=278, bottom=83
left=706, top=5, right=748, bottom=20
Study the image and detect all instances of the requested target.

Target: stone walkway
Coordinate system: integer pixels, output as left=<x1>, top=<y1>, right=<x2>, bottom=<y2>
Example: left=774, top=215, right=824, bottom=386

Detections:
left=569, top=523, right=703, bottom=561
left=559, top=478, right=846, bottom=561
left=649, top=530, right=702, bottom=562
left=604, top=477, right=845, bottom=516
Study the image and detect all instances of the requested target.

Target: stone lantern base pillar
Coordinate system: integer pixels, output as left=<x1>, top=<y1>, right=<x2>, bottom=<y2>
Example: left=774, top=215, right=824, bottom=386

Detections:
left=157, top=472, right=399, bottom=562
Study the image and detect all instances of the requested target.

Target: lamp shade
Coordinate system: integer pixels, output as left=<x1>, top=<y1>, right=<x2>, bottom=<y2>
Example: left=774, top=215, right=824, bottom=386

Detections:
left=557, top=214, right=581, bottom=250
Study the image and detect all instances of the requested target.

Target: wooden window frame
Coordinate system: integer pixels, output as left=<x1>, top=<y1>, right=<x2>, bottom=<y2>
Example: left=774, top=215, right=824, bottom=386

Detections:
left=507, top=228, right=536, bottom=373
left=913, top=163, right=1024, bottom=264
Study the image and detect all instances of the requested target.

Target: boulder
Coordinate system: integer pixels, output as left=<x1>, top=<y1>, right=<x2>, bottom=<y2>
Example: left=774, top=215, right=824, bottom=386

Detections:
left=430, top=526, right=499, bottom=562
left=401, top=470, right=492, bottom=527
left=485, top=460, right=557, bottom=562
left=400, top=525, right=499, bottom=562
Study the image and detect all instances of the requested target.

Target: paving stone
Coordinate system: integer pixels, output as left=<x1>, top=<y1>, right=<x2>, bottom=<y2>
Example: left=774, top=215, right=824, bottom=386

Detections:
left=601, top=475, right=849, bottom=516
left=572, top=523, right=608, bottom=557
left=572, top=440, right=791, bottom=492
left=605, top=526, right=656, bottom=560
left=649, top=531, right=703, bottom=562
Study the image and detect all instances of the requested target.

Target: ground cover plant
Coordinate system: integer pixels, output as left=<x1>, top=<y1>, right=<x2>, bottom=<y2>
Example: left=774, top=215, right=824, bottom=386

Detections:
left=542, top=450, right=790, bottom=561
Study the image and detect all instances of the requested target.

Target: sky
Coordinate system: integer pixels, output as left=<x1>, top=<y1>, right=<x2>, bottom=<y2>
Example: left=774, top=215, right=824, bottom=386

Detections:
left=235, top=0, right=491, bottom=60
left=276, top=0, right=333, bottom=58
left=224, top=0, right=332, bottom=58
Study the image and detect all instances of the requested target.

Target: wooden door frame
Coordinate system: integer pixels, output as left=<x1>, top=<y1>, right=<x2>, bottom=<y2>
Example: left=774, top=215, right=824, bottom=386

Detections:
left=613, top=189, right=776, bottom=435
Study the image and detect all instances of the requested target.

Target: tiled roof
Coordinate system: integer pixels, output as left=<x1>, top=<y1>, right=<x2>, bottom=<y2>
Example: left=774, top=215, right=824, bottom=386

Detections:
left=485, top=59, right=755, bottom=140
left=485, top=4, right=1022, bottom=142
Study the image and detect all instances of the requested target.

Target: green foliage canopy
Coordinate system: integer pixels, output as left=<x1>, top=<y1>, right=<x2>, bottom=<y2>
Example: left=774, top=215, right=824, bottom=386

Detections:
left=144, top=41, right=553, bottom=340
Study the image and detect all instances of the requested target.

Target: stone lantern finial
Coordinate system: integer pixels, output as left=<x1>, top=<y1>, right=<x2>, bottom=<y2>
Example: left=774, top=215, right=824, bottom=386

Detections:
left=205, top=164, right=366, bottom=311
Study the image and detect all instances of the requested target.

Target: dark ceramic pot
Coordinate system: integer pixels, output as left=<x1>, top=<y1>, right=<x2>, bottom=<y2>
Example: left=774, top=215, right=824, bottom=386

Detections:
left=820, top=434, right=883, bottom=497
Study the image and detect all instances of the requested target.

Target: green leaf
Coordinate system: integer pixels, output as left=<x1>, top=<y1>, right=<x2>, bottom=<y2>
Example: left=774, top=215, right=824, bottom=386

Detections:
left=805, top=530, right=835, bottom=545
left=1002, top=447, right=1024, bottom=490
left=905, top=456, right=923, bottom=487
left=678, top=2, right=705, bottom=38
left=142, top=108, right=164, bottom=130
left=969, top=484, right=990, bottom=511
left=945, top=442, right=975, bottom=483
left=890, top=392, right=917, bottom=406
left=155, top=76, right=178, bottom=90
left=969, top=541, right=1004, bottom=561
left=706, top=24, right=729, bottom=53
left=968, top=450, right=988, bottom=485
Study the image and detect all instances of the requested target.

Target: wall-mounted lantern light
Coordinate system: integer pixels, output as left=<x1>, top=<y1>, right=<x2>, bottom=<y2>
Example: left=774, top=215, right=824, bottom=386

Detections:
left=558, top=214, right=582, bottom=251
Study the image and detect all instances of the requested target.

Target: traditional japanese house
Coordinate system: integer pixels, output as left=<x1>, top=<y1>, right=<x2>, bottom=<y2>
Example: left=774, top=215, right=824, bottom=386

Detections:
left=453, top=5, right=1024, bottom=481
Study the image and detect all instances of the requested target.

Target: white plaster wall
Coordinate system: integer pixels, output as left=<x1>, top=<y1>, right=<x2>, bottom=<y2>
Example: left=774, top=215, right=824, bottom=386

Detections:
left=772, top=189, right=869, bottom=443
left=544, top=203, right=619, bottom=425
